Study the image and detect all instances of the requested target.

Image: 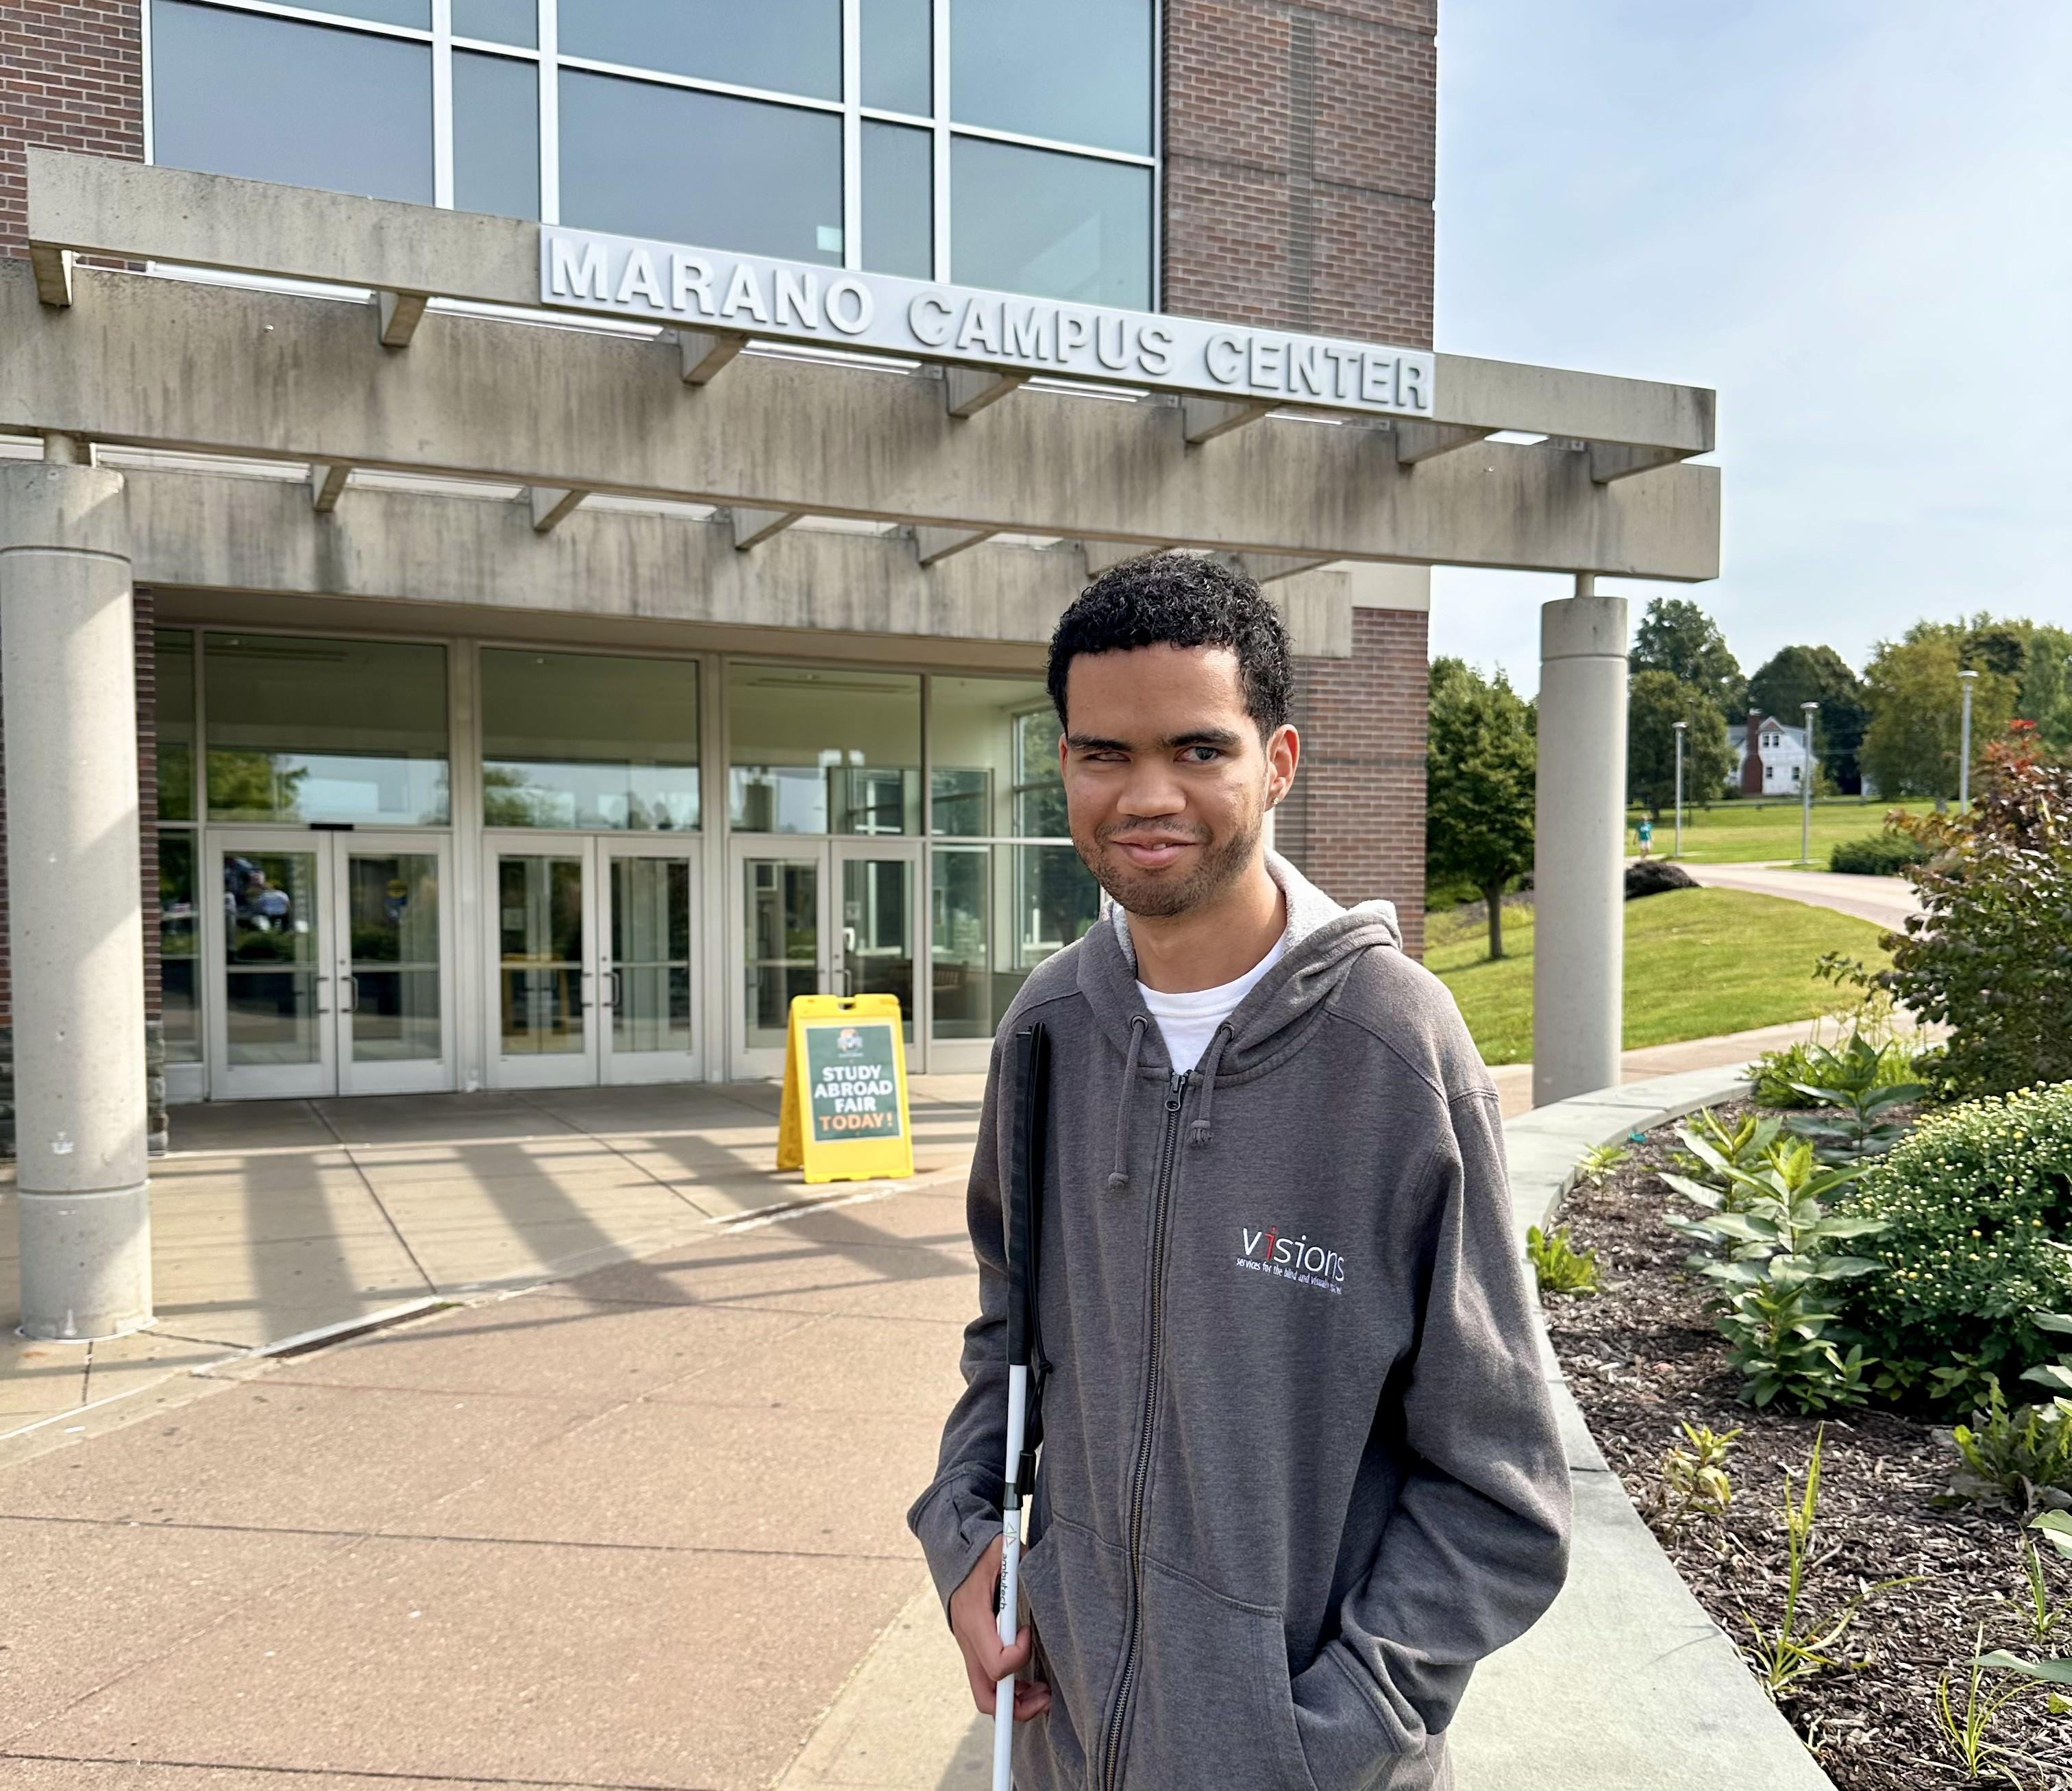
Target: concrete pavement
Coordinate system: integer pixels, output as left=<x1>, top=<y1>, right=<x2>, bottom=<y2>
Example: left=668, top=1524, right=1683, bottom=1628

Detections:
left=1676, top=858, right=1919, bottom=930
left=1, top=1076, right=984, bottom=1449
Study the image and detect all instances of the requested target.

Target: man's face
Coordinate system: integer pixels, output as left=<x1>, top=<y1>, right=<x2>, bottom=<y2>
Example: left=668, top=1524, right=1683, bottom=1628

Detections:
left=1059, top=644, right=1297, bottom=919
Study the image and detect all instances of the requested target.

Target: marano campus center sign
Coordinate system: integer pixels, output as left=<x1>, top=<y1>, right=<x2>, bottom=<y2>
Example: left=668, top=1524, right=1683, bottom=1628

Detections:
left=540, top=226, right=1438, bottom=419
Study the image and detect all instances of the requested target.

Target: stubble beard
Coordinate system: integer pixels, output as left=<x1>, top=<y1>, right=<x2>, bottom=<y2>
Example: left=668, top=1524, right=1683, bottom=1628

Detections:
left=1076, top=802, right=1265, bottom=919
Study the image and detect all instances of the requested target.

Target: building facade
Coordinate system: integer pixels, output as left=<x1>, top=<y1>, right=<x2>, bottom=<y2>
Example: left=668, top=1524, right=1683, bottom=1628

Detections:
left=0, top=0, right=1444, bottom=1126
left=0, top=3, right=1719, bottom=1341
left=1729, top=713, right=1812, bottom=795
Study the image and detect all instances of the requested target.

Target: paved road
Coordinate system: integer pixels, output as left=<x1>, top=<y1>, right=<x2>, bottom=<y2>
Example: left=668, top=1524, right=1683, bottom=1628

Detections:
left=1676, top=858, right=1920, bottom=930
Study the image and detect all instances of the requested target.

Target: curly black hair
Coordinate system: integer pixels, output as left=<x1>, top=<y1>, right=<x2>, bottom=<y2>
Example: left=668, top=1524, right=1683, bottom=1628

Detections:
left=1046, top=554, right=1293, bottom=734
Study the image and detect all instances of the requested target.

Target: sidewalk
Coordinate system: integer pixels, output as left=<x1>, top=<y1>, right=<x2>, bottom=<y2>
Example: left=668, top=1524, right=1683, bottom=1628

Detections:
left=1483, top=1015, right=1822, bottom=1117
left=1, top=1076, right=984, bottom=1446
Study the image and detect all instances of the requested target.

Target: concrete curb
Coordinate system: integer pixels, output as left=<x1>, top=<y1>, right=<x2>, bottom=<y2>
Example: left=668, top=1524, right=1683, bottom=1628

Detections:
left=1449, top=1068, right=1838, bottom=1791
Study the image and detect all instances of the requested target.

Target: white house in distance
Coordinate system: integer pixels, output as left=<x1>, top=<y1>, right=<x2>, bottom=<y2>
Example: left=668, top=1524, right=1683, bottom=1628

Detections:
left=1727, top=713, right=1813, bottom=795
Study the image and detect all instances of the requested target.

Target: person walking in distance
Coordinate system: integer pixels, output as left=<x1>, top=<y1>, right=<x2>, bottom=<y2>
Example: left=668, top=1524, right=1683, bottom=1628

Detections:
left=907, top=558, right=1572, bottom=1790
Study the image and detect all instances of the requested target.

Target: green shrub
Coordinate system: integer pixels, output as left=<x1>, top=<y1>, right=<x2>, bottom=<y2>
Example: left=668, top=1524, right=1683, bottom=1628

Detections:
left=1884, top=729, right=2072, bottom=1100
left=1828, top=832, right=1929, bottom=876
left=1749, top=954, right=1934, bottom=1109
left=1840, top=1083, right=2072, bottom=1408
left=1779, top=1033, right=1925, bottom=1161
left=1945, top=1382, right=2072, bottom=1511
left=1527, top=1224, right=1601, bottom=1297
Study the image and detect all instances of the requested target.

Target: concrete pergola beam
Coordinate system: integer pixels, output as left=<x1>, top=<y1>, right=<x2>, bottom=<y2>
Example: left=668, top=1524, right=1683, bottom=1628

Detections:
left=376, top=290, right=429, bottom=348
left=680, top=329, right=745, bottom=384
left=309, top=461, right=350, bottom=512
left=21, top=151, right=1716, bottom=457
left=1587, top=441, right=1694, bottom=484
left=944, top=365, right=1030, bottom=419
left=527, top=485, right=586, bottom=532
left=0, top=264, right=1720, bottom=580
left=913, top=525, right=995, bottom=567
left=117, top=467, right=1364, bottom=664
left=1393, top=421, right=1495, bottom=465
left=1181, top=397, right=1276, bottom=445
left=730, top=505, right=802, bottom=549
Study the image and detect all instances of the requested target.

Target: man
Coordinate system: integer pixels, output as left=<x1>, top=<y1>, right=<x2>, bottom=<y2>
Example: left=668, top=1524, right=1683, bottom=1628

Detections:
left=908, top=557, right=1570, bottom=1791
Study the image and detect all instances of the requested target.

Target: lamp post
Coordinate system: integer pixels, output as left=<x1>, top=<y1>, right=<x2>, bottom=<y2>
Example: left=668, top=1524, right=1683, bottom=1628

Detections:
left=1799, top=700, right=1818, bottom=865
left=1958, top=667, right=1978, bottom=808
left=1672, top=719, right=1686, bottom=858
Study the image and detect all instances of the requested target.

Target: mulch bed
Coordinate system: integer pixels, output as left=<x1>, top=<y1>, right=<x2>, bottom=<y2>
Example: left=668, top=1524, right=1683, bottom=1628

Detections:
left=1544, top=1104, right=2072, bottom=1791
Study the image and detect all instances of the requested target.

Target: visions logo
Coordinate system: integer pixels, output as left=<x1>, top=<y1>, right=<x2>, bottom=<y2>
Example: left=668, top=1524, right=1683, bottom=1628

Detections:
left=1237, top=1224, right=1346, bottom=1294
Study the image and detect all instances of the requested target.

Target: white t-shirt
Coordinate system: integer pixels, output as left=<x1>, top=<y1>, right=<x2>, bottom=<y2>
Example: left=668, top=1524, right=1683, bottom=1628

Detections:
left=1137, top=936, right=1287, bottom=1073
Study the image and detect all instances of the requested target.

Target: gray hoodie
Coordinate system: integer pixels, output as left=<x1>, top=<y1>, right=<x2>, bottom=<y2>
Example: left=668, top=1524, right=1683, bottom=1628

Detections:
left=908, top=854, right=1570, bottom=1791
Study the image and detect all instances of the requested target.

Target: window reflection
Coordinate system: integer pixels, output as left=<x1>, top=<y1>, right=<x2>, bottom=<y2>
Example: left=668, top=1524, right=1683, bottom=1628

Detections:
left=931, top=843, right=1099, bottom=1040
left=928, top=677, right=1067, bottom=839
left=729, top=665, right=921, bottom=835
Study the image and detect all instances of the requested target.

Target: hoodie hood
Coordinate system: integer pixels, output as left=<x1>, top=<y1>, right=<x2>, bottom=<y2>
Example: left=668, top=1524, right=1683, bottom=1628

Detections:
left=1086, top=853, right=1403, bottom=1185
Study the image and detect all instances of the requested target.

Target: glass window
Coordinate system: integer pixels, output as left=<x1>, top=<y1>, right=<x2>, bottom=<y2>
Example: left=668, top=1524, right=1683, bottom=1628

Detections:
left=950, top=0, right=1154, bottom=156
left=559, top=71, right=843, bottom=262
left=928, top=677, right=1065, bottom=837
left=480, top=649, right=700, bottom=831
left=862, top=0, right=931, bottom=115
left=951, top=138, right=1152, bottom=308
left=204, top=634, right=449, bottom=826
left=728, top=664, right=920, bottom=835
left=157, top=628, right=196, bottom=824
left=931, top=842, right=1099, bottom=1040
left=862, top=121, right=932, bottom=279
left=150, top=1, right=432, bottom=205
left=454, top=51, right=539, bottom=220
left=558, top=0, right=839, bottom=101
left=317, top=0, right=430, bottom=25
left=160, top=830, right=201, bottom=1065
left=453, top=0, right=534, bottom=45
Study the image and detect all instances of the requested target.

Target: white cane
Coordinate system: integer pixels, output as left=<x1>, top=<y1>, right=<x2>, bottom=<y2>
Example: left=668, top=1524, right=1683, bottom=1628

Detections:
left=995, top=1022, right=1049, bottom=1791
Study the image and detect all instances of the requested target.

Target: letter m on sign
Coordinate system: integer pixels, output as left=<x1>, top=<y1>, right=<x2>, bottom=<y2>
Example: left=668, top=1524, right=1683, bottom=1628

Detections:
left=549, top=234, right=610, bottom=302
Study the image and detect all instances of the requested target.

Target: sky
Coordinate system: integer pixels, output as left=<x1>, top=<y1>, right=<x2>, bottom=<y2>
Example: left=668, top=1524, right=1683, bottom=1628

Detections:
left=1426, top=2, right=2072, bottom=695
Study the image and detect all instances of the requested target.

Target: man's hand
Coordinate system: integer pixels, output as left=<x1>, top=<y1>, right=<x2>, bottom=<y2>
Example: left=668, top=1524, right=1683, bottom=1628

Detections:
left=949, top=1534, right=1052, bottom=1718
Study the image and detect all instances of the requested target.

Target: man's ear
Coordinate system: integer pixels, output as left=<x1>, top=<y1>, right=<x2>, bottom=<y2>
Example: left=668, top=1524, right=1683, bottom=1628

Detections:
left=1264, top=723, right=1300, bottom=808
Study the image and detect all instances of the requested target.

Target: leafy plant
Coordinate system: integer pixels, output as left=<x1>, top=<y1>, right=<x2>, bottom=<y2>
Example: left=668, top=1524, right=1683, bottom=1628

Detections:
left=1779, top=1032, right=1925, bottom=1162
left=1738, top=1429, right=1910, bottom=1696
left=1573, top=1142, right=1629, bottom=1187
left=1664, top=1140, right=1886, bottom=1411
left=2012, top=1511, right=2072, bottom=1646
left=1827, top=830, right=1929, bottom=876
left=1750, top=957, right=1933, bottom=1109
left=1936, top=1628, right=2045, bottom=1784
left=1838, top=1083, right=2072, bottom=1411
left=1672, top=1108, right=1786, bottom=1185
left=1527, top=1224, right=1601, bottom=1298
left=1885, top=728, right=2072, bottom=1100
left=1642, top=1420, right=1740, bottom=1537
left=1945, top=1381, right=2072, bottom=1512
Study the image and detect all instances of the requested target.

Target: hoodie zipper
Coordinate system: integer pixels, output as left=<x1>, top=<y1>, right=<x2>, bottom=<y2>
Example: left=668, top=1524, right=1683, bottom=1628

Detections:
left=1099, top=1067, right=1187, bottom=1791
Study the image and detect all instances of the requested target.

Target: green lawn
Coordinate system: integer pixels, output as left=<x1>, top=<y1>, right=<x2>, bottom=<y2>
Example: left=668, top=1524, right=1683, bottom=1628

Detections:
left=1427, top=887, right=1895, bottom=1065
left=1628, top=797, right=1916, bottom=865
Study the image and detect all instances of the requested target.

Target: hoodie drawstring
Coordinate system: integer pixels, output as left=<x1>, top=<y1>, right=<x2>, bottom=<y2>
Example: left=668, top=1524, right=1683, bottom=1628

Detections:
left=1107, top=1015, right=1148, bottom=1192
left=1187, top=1024, right=1233, bottom=1150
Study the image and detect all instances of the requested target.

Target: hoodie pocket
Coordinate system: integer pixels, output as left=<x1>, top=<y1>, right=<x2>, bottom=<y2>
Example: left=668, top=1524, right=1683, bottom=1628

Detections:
left=1126, top=1554, right=1317, bottom=1791
left=1019, top=1514, right=1130, bottom=1781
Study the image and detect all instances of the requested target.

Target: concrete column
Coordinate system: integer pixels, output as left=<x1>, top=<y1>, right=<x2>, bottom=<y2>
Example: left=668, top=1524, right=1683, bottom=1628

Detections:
left=0, top=463, right=153, bottom=1339
left=1532, top=577, right=1629, bottom=1107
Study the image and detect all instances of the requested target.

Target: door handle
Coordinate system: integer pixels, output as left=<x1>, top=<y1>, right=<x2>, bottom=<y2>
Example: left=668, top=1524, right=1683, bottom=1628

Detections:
left=342, top=975, right=358, bottom=1012
left=608, top=967, right=624, bottom=1011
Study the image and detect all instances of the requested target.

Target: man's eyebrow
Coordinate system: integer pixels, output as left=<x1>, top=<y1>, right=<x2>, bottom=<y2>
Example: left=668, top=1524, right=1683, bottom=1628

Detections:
left=1163, top=727, right=1243, bottom=750
left=1065, top=732, right=1131, bottom=752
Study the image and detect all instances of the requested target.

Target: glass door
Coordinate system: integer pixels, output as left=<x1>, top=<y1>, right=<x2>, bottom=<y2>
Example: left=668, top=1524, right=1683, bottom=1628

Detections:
left=206, top=830, right=454, bottom=1100
left=833, top=841, right=920, bottom=1048
left=601, top=843, right=701, bottom=1084
left=210, top=832, right=334, bottom=1100
left=728, top=838, right=922, bottom=1079
left=488, top=841, right=598, bottom=1088
left=334, top=836, right=454, bottom=1096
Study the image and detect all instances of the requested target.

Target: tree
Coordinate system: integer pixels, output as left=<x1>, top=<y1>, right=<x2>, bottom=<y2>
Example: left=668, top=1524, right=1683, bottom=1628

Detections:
left=2014, top=622, right=2072, bottom=754
left=1886, top=724, right=2072, bottom=1098
left=1426, top=658, right=1535, bottom=961
left=1627, top=671, right=1732, bottom=818
left=1860, top=630, right=2019, bottom=802
left=1631, top=596, right=1746, bottom=716
left=1746, top=644, right=1869, bottom=793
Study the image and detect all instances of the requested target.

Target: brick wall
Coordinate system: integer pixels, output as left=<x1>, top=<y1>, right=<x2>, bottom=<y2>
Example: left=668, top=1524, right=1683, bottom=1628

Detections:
left=1163, top=0, right=1436, bottom=349
left=0, top=0, right=144, bottom=258
left=1273, top=606, right=1429, bottom=957
left=1165, top=1, right=1437, bottom=952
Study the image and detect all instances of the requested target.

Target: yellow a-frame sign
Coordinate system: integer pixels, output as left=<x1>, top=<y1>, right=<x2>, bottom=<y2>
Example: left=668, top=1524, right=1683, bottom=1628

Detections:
left=776, top=993, right=915, bottom=1183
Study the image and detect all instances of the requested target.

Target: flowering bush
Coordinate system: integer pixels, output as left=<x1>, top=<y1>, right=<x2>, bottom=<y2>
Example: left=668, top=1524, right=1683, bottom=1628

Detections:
left=1840, top=1082, right=2072, bottom=1409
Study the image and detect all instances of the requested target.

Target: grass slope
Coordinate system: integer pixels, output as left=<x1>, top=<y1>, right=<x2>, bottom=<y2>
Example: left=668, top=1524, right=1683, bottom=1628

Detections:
left=1427, top=886, right=1894, bottom=1065
left=1627, top=797, right=1917, bottom=865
